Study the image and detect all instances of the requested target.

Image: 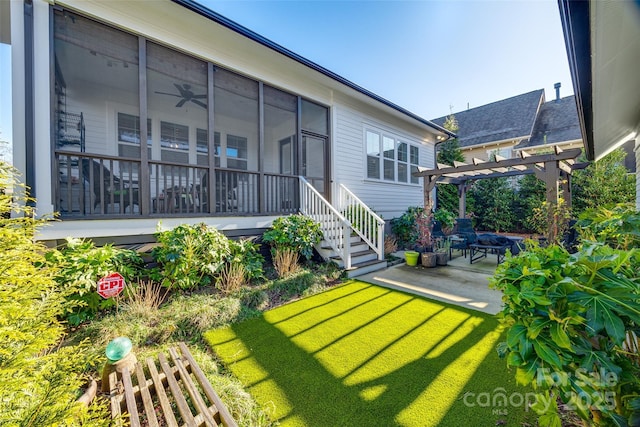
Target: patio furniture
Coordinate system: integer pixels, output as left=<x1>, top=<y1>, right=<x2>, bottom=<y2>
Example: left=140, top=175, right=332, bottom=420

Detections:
left=107, top=342, right=237, bottom=427
left=81, top=159, right=138, bottom=213
left=448, top=218, right=478, bottom=259
left=469, top=233, right=515, bottom=265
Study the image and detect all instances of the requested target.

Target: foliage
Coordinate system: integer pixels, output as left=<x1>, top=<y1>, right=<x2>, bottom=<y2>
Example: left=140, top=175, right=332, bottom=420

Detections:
left=384, top=235, right=398, bottom=258
left=262, top=214, right=323, bottom=260
left=529, top=197, right=572, bottom=244
left=434, top=207, right=456, bottom=231
left=576, top=204, right=640, bottom=251
left=218, top=238, right=264, bottom=294
left=514, top=174, right=546, bottom=233
left=152, top=223, right=231, bottom=289
left=491, top=240, right=640, bottom=426
left=436, top=115, right=467, bottom=216
left=0, top=161, right=110, bottom=426
left=572, top=148, right=634, bottom=214
left=415, top=208, right=434, bottom=249
left=45, top=238, right=144, bottom=325
left=390, top=206, right=424, bottom=249
left=469, top=177, right=517, bottom=232
left=271, top=247, right=300, bottom=277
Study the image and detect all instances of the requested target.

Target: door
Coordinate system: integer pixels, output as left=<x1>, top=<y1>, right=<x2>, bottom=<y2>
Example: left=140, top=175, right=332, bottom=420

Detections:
left=302, top=134, right=328, bottom=198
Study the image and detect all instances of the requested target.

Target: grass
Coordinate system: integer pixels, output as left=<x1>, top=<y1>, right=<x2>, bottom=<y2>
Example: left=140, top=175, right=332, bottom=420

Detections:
left=205, top=280, right=536, bottom=427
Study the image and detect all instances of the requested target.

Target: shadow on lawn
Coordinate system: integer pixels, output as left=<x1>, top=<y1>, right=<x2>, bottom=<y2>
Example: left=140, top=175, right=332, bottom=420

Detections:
left=206, top=282, right=525, bottom=427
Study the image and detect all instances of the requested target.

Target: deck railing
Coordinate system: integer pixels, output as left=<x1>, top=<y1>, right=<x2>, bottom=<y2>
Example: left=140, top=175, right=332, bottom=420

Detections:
left=54, top=151, right=300, bottom=218
left=337, top=184, right=385, bottom=260
left=299, top=177, right=352, bottom=269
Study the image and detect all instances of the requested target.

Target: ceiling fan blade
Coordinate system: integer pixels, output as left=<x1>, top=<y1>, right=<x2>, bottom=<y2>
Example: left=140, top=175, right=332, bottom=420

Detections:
left=192, top=94, right=207, bottom=99
left=191, top=99, right=207, bottom=109
left=175, top=98, right=188, bottom=108
left=155, top=91, right=182, bottom=97
left=174, top=83, right=187, bottom=97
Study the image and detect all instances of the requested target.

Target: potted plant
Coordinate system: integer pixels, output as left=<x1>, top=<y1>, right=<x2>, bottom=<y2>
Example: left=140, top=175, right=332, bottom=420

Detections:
left=434, top=237, right=450, bottom=266
left=415, top=210, right=436, bottom=267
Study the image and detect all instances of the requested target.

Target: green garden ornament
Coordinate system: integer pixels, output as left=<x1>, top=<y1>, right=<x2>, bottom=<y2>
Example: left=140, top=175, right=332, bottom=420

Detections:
left=101, top=336, right=138, bottom=392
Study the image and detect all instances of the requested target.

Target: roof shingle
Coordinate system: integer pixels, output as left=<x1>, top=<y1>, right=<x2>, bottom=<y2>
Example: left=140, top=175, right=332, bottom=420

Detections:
left=516, top=95, right=582, bottom=149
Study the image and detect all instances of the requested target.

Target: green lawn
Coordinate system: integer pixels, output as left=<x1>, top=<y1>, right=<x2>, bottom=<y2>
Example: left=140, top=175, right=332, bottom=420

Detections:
left=205, top=280, right=535, bottom=427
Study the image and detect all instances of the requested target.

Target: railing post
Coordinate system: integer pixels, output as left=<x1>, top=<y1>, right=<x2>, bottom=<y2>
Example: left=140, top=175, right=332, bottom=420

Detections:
left=343, top=220, right=351, bottom=270
left=377, top=221, right=384, bottom=260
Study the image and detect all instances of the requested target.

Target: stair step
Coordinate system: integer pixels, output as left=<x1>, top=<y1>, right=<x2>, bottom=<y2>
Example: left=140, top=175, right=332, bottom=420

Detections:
left=346, top=259, right=388, bottom=278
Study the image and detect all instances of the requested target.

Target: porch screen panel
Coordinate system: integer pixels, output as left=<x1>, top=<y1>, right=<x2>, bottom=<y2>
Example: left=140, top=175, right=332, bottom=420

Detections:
left=147, top=42, right=208, bottom=212
left=53, top=10, right=140, bottom=215
left=264, top=85, right=297, bottom=174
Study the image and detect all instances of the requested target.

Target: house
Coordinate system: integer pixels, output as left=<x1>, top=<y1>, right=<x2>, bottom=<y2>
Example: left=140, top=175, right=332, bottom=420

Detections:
left=431, top=89, right=544, bottom=162
left=431, top=85, right=585, bottom=162
left=559, top=0, right=640, bottom=208
left=4, top=0, right=453, bottom=274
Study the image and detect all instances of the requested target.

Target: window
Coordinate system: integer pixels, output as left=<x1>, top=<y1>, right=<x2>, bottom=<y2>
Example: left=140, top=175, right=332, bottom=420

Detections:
left=160, top=121, right=189, bottom=151
left=366, top=131, right=380, bottom=179
left=196, top=129, right=221, bottom=167
left=227, top=135, right=248, bottom=170
left=117, top=113, right=151, bottom=145
left=365, top=128, right=420, bottom=184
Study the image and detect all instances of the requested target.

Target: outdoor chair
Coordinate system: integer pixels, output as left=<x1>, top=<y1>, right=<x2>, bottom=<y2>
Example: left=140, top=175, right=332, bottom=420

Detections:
left=448, top=218, right=477, bottom=259
left=81, top=159, right=138, bottom=214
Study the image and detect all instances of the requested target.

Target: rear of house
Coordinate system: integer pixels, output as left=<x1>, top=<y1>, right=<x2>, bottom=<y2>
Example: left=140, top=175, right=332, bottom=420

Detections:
left=7, top=0, right=451, bottom=250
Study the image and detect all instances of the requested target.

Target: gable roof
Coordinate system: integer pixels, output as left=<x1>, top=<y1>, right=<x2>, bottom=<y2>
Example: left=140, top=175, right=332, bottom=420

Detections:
left=431, top=89, right=544, bottom=148
left=515, top=95, right=582, bottom=150
left=172, top=0, right=455, bottom=139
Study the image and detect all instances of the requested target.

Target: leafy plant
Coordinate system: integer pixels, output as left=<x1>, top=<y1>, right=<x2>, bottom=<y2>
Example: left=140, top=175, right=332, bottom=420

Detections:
left=434, top=207, right=456, bottom=232
left=217, top=238, right=264, bottom=293
left=491, top=241, right=640, bottom=426
left=529, top=197, right=572, bottom=245
left=0, top=161, right=110, bottom=426
left=152, top=223, right=230, bottom=289
left=468, top=176, right=517, bottom=232
left=263, top=214, right=322, bottom=278
left=45, top=237, right=144, bottom=325
left=576, top=204, right=640, bottom=250
left=390, top=206, right=424, bottom=249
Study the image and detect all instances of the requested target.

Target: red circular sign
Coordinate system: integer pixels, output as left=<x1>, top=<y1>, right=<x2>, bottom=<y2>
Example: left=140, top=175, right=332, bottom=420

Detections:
left=97, top=272, right=126, bottom=299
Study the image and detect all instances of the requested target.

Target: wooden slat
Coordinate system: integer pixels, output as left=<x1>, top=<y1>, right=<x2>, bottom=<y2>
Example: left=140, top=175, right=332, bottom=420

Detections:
left=158, top=352, right=198, bottom=427
left=147, top=357, right=179, bottom=427
left=179, top=342, right=239, bottom=427
left=169, top=347, right=218, bottom=427
left=108, top=371, right=125, bottom=426
left=135, top=362, right=159, bottom=427
left=121, top=368, right=142, bottom=427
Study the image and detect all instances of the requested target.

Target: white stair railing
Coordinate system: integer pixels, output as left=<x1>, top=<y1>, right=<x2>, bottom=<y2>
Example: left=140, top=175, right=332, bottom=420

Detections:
left=337, top=184, right=385, bottom=261
left=299, top=177, right=352, bottom=269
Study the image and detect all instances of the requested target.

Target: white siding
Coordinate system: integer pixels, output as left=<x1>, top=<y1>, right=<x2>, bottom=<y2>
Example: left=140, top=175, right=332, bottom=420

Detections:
left=332, top=100, right=436, bottom=220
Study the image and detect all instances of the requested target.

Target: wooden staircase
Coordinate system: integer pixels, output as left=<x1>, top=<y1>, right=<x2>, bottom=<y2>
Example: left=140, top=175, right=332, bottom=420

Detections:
left=299, top=178, right=387, bottom=278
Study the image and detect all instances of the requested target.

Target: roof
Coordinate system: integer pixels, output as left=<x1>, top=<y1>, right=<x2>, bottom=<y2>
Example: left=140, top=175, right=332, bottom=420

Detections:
left=515, top=95, right=582, bottom=150
left=171, top=0, right=455, bottom=139
left=431, top=89, right=544, bottom=148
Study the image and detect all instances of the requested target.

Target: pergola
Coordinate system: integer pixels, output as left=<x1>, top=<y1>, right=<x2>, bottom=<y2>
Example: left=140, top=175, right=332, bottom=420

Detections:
left=412, top=147, right=588, bottom=236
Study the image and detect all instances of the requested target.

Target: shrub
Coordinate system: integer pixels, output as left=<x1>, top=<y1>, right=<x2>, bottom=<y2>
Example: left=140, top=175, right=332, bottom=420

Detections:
left=45, top=237, right=144, bottom=325
left=433, top=207, right=456, bottom=232
left=390, top=206, right=424, bottom=249
left=263, top=214, right=322, bottom=277
left=576, top=203, right=640, bottom=250
left=491, top=240, right=640, bottom=426
left=152, top=223, right=230, bottom=289
left=0, top=161, right=110, bottom=426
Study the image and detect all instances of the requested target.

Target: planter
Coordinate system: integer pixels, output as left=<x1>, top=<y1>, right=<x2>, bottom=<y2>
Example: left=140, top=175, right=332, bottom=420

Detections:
left=404, top=251, right=419, bottom=266
left=436, top=252, right=448, bottom=266
left=421, top=252, right=437, bottom=268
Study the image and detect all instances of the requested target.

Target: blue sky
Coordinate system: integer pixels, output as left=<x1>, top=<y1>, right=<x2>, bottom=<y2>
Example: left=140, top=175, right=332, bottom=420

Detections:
left=0, top=0, right=571, bottom=151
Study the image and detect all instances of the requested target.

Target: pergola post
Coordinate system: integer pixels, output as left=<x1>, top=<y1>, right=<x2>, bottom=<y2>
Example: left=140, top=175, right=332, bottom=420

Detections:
left=458, top=182, right=467, bottom=218
left=532, top=160, right=561, bottom=241
left=424, top=176, right=437, bottom=211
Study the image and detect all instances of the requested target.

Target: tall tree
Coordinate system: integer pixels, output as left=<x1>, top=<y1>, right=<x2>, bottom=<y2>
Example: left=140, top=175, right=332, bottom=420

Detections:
left=572, top=148, right=634, bottom=214
left=468, top=176, right=517, bottom=232
left=436, top=114, right=466, bottom=216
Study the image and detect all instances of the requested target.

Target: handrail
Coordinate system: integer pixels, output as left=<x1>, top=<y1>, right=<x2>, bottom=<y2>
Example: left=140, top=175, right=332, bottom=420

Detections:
left=299, top=177, right=352, bottom=269
left=337, top=183, right=385, bottom=261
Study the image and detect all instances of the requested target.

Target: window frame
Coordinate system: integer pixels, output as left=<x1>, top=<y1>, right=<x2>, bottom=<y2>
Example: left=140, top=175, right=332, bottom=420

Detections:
left=364, top=127, right=421, bottom=185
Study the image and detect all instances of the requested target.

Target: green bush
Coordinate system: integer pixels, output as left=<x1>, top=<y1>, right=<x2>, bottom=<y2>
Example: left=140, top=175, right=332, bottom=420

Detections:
left=576, top=203, right=640, bottom=250
left=45, top=238, right=144, bottom=325
left=434, top=207, right=456, bottom=231
left=390, top=206, right=424, bottom=249
left=0, top=161, right=110, bottom=426
left=152, top=223, right=231, bottom=289
left=491, top=240, right=640, bottom=426
left=262, top=214, right=322, bottom=260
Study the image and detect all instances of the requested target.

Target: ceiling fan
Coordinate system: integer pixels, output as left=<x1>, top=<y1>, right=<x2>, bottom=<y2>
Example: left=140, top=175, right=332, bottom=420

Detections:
left=155, top=83, right=207, bottom=109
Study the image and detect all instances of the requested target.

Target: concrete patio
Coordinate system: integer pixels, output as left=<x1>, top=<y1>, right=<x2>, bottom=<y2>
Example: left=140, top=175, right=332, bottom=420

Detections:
left=359, top=252, right=504, bottom=315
